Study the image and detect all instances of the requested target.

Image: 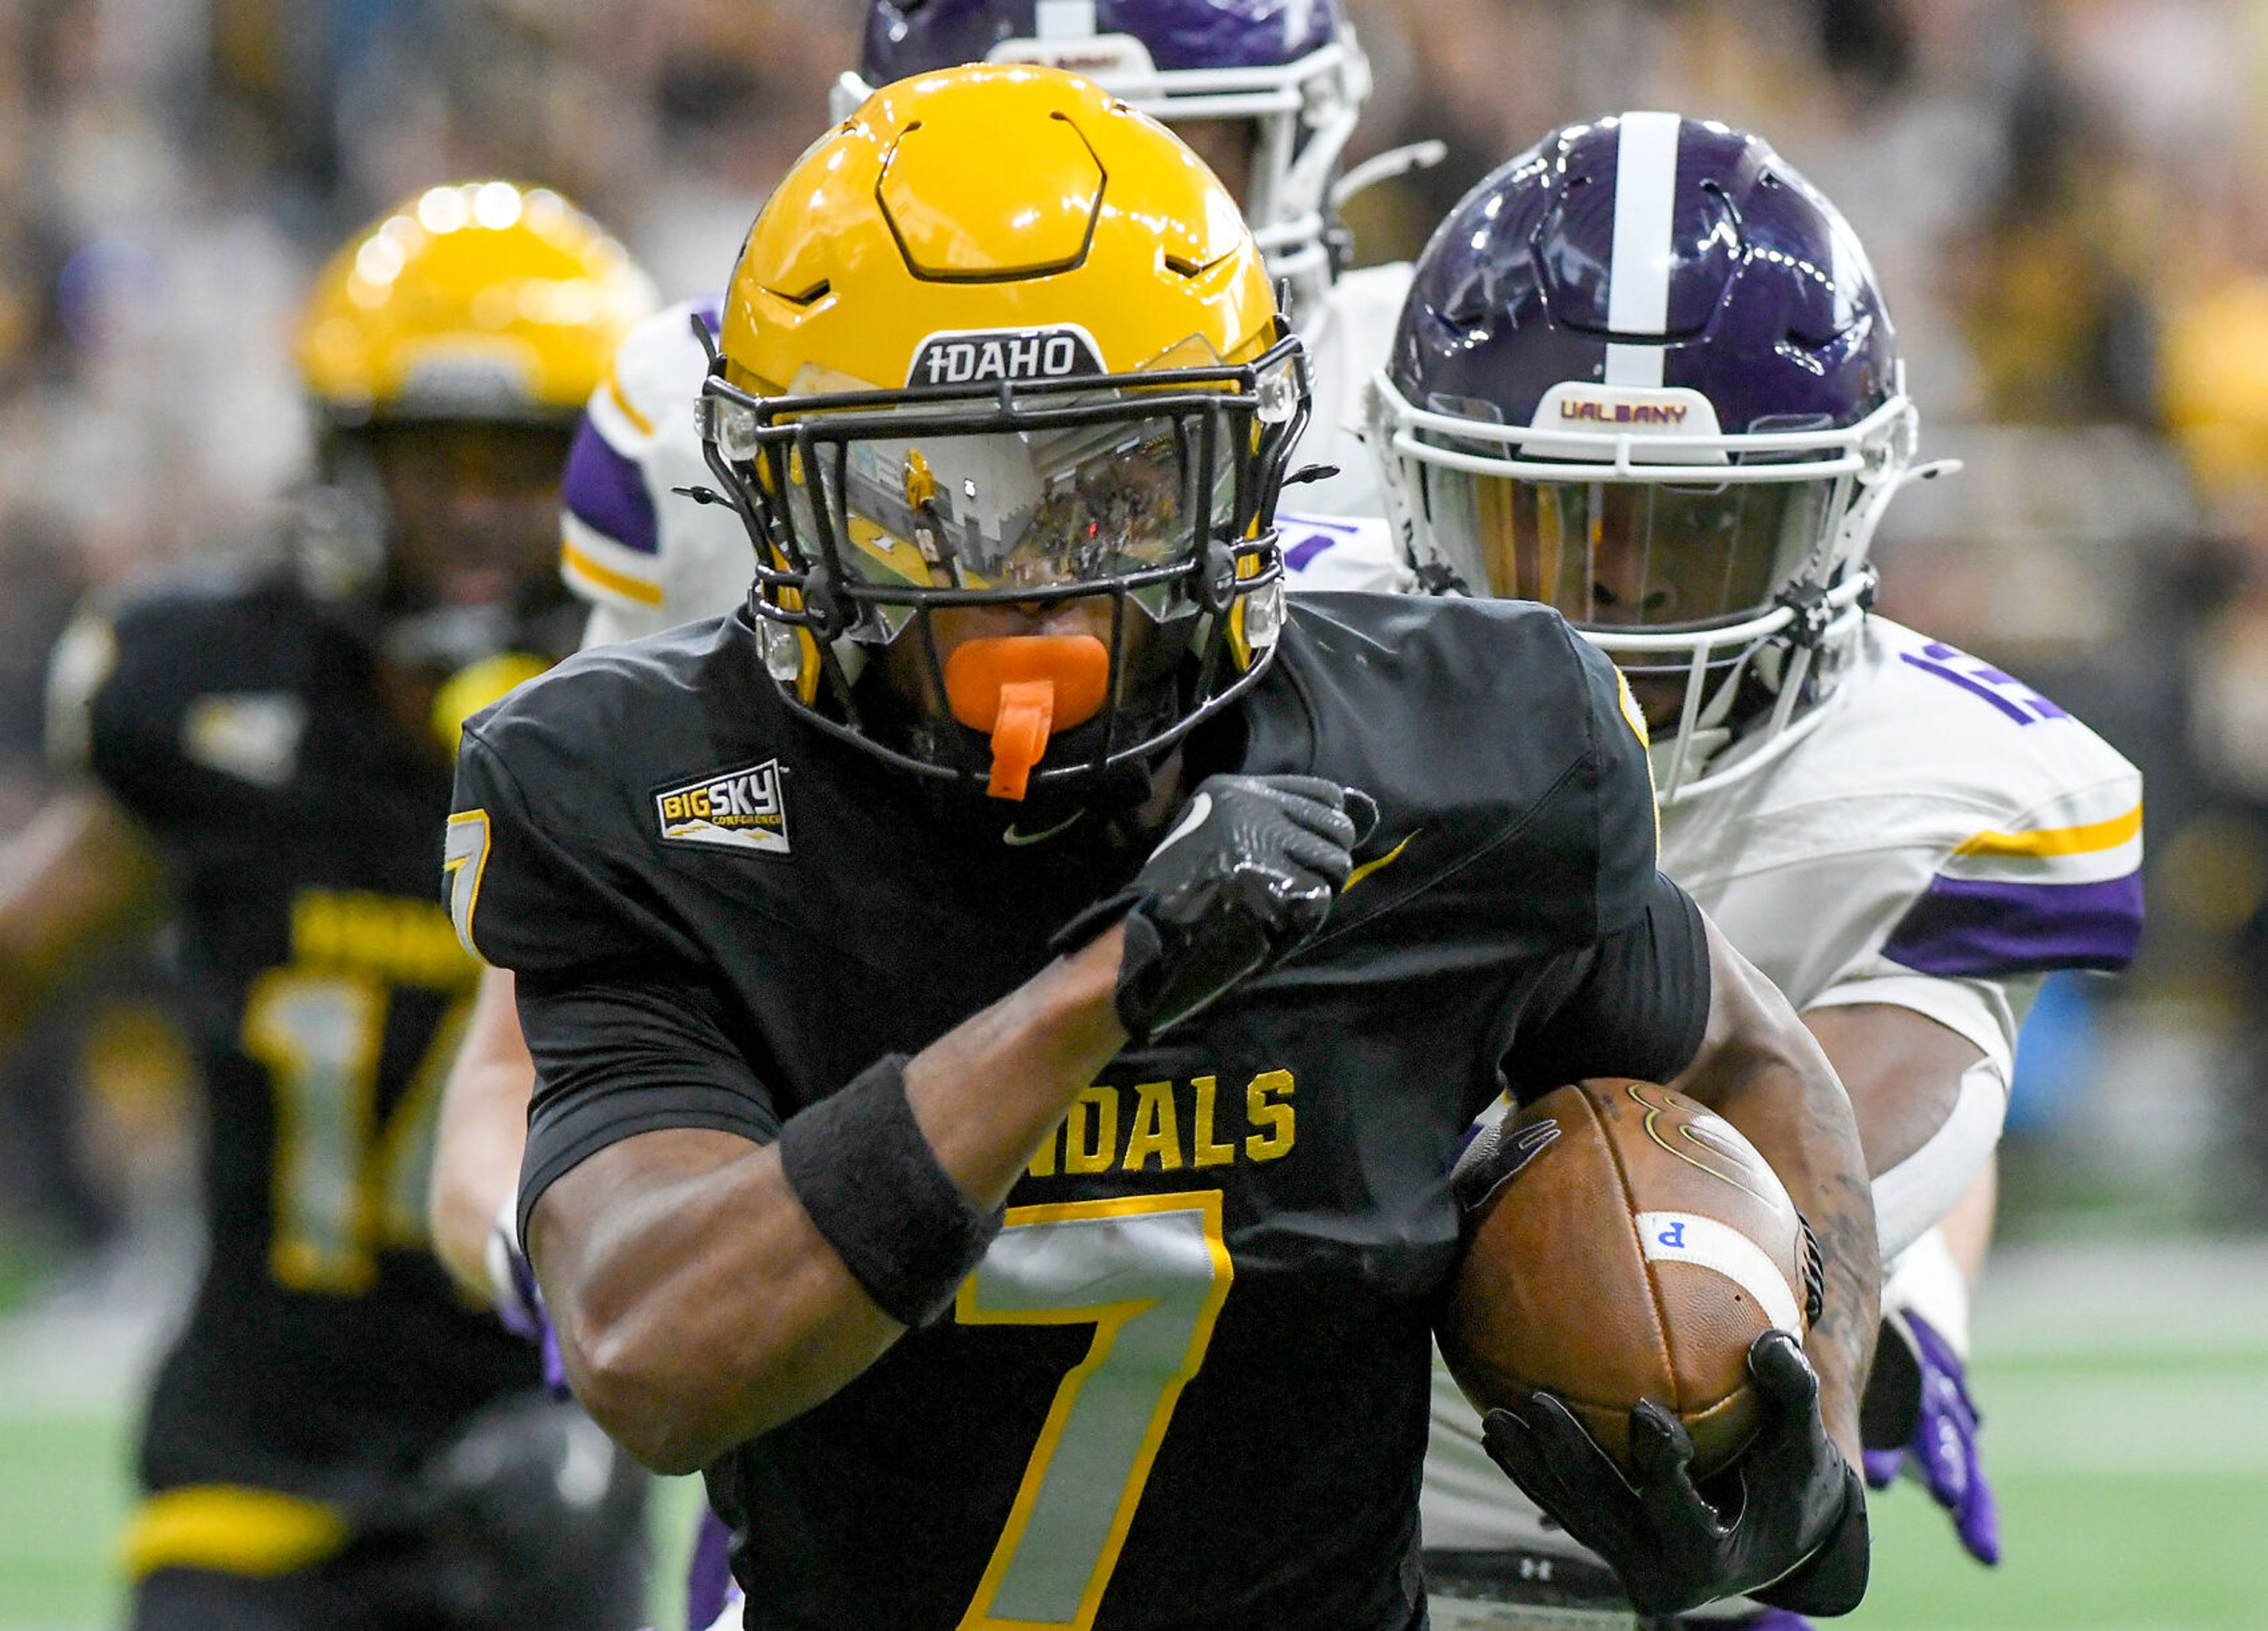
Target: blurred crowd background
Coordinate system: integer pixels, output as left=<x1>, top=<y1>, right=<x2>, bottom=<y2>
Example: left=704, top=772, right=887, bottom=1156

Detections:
left=3, top=0, right=2268, bottom=1299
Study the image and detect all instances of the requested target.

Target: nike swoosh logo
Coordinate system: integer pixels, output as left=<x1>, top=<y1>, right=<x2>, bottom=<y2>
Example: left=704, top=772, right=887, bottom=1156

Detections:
left=1343, top=833, right=1415, bottom=893
left=1002, top=810, right=1085, bottom=847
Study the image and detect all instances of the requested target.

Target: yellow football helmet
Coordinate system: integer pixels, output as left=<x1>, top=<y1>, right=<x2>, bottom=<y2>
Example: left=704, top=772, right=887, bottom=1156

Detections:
left=292, top=184, right=655, bottom=716
left=298, top=180, right=656, bottom=425
left=2162, top=276, right=2268, bottom=525
left=702, top=64, right=1308, bottom=802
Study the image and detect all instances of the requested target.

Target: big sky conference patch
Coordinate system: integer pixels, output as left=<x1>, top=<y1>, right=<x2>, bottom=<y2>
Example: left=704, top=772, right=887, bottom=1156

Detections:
left=655, top=758, right=790, bottom=855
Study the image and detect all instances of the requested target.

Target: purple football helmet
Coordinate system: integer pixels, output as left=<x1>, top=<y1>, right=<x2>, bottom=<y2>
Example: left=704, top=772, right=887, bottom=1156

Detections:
left=1368, top=113, right=1931, bottom=802
left=838, top=2, right=1369, bottom=307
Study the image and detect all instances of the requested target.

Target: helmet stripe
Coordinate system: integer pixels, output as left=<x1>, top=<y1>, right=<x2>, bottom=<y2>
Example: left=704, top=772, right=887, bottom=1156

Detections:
left=1604, top=110, right=1683, bottom=388
left=1036, top=0, right=1097, bottom=38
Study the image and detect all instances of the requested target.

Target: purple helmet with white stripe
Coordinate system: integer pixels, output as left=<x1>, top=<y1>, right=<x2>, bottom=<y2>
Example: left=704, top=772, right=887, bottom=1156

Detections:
left=1367, top=113, right=1928, bottom=802
left=836, top=2, right=1369, bottom=307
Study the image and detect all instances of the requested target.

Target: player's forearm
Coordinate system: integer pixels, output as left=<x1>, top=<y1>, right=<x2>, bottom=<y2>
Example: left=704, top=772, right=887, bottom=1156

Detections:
left=533, top=928, right=1129, bottom=1472
left=1671, top=929, right=1878, bottom=1460
left=0, top=790, right=164, bottom=1052
left=1805, top=1002, right=1995, bottom=1263
left=1802, top=1003, right=1984, bottom=1183
left=901, top=923, right=1130, bottom=1207
left=428, top=966, right=537, bottom=1297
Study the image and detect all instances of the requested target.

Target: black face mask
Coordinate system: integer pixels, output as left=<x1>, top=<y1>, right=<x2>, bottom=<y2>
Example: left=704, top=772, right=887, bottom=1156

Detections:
left=707, top=331, right=1307, bottom=807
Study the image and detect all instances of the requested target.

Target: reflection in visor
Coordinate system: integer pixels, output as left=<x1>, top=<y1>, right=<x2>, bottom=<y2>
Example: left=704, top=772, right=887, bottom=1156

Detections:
left=1422, top=469, right=1834, bottom=636
left=790, top=408, right=1236, bottom=637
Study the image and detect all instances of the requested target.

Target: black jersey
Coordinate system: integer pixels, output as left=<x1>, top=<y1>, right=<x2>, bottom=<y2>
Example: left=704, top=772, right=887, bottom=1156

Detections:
left=453, top=594, right=1710, bottom=1631
left=55, top=572, right=537, bottom=1500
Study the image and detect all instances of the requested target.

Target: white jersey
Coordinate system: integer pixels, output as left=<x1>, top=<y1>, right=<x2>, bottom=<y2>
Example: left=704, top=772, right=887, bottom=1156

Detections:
left=1660, top=617, right=2140, bottom=1063
left=1276, top=511, right=1406, bottom=593
left=559, top=295, right=754, bottom=646
left=1422, top=612, right=2143, bottom=1558
left=555, top=268, right=1413, bottom=645
left=1291, top=261, right=1410, bottom=518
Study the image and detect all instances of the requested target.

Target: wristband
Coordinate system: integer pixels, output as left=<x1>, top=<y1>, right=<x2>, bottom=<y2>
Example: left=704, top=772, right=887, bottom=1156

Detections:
left=777, top=1054, right=1005, bottom=1328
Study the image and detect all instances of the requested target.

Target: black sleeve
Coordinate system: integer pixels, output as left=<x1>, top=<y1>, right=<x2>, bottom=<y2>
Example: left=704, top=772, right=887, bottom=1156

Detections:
left=1503, top=870, right=1711, bottom=1103
left=50, top=601, right=208, bottom=829
left=516, top=971, right=781, bottom=1245
left=451, top=724, right=687, bottom=978
left=1568, top=630, right=1663, bottom=940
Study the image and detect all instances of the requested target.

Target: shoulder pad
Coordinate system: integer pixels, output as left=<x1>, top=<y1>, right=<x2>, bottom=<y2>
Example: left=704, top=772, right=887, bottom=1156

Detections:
left=1278, top=513, right=1405, bottom=593
left=1261, top=595, right=1657, bottom=949
left=1664, top=616, right=2144, bottom=985
left=585, top=295, right=721, bottom=448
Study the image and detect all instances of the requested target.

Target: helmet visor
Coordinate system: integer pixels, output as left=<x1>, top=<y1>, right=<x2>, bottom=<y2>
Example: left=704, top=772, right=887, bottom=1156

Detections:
left=756, top=356, right=1270, bottom=643
left=812, top=409, right=1234, bottom=609
left=1418, top=467, right=1836, bottom=633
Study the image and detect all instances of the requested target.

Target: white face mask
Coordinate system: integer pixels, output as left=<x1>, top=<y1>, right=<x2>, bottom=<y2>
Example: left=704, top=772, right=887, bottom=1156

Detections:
left=1368, top=372, right=1946, bottom=803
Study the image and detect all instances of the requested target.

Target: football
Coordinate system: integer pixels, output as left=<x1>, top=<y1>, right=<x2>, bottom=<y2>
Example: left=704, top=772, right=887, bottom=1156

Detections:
left=1439, top=1079, right=1819, bottom=1479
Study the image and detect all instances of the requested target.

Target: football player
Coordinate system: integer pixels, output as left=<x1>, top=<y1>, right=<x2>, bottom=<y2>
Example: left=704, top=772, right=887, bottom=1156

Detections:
left=1361, top=114, right=2146, bottom=1627
left=430, top=13, right=1419, bottom=1603
left=1, top=184, right=652, bottom=1630
left=447, top=65, right=1882, bottom=1630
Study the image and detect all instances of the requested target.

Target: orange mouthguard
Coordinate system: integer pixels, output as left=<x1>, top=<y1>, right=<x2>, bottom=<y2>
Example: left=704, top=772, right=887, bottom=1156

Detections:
left=944, top=635, right=1110, bottom=801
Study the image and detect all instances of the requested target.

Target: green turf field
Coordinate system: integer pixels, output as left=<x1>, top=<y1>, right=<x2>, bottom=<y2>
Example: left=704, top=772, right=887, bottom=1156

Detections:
left=3, top=1245, right=2263, bottom=1631
left=1849, top=1346, right=2268, bottom=1630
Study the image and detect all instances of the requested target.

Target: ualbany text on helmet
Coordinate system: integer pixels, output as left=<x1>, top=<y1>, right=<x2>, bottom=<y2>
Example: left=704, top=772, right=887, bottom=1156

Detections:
left=1560, top=399, right=1690, bottom=424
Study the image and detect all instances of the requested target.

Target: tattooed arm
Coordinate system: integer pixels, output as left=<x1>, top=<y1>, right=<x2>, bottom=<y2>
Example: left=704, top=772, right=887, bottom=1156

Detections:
left=1483, top=906, right=1880, bottom=1614
left=1668, top=913, right=1879, bottom=1461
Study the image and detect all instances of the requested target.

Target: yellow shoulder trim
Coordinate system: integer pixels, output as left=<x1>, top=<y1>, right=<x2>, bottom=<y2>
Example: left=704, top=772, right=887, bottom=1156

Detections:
left=1954, top=802, right=2142, bottom=860
left=561, top=535, right=666, bottom=608
left=1614, top=668, right=1651, bottom=749
left=121, top=1485, right=351, bottom=1580
left=604, top=364, right=656, bottom=438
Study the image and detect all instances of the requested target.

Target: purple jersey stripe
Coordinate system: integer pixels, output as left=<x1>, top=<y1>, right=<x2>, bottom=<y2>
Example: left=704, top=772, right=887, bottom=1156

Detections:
left=562, top=416, right=660, bottom=558
left=1284, top=532, right=1338, bottom=572
left=1883, top=871, right=2144, bottom=978
left=1898, top=653, right=2037, bottom=725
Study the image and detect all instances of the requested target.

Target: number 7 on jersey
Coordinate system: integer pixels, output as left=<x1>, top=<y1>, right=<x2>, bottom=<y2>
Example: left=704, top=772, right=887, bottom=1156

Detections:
left=956, top=1191, right=1233, bottom=1631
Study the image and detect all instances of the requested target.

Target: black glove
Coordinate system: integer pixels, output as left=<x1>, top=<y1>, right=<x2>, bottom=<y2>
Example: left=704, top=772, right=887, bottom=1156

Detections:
left=1481, top=1330, right=1870, bottom=1617
left=1052, top=774, right=1372, bottom=1044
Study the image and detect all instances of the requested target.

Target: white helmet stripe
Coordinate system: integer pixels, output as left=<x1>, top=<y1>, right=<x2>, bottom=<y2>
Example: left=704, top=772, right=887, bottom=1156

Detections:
left=1604, top=110, right=1683, bottom=388
left=1035, top=0, right=1099, bottom=38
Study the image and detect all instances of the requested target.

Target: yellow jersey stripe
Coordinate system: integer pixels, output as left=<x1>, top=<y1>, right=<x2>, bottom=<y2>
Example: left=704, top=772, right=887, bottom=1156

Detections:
left=561, top=536, right=666, bottom=607
left=120, top=1485, right=351, bottom=1580
left=1344, top=834, right=1415, bottom=893
left=604, top=368, right=656, bottom=438
left=1954, top=803, right=2142, bottom=860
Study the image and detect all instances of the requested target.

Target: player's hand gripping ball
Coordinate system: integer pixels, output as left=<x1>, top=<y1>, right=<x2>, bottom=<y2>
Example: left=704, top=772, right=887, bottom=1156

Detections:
left=1053, top=774, right=1374, bottom=1044
left=1441, top=1079, right=1821, bottom=1476
left=1443, top=1080, right=1868, bottom=1616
